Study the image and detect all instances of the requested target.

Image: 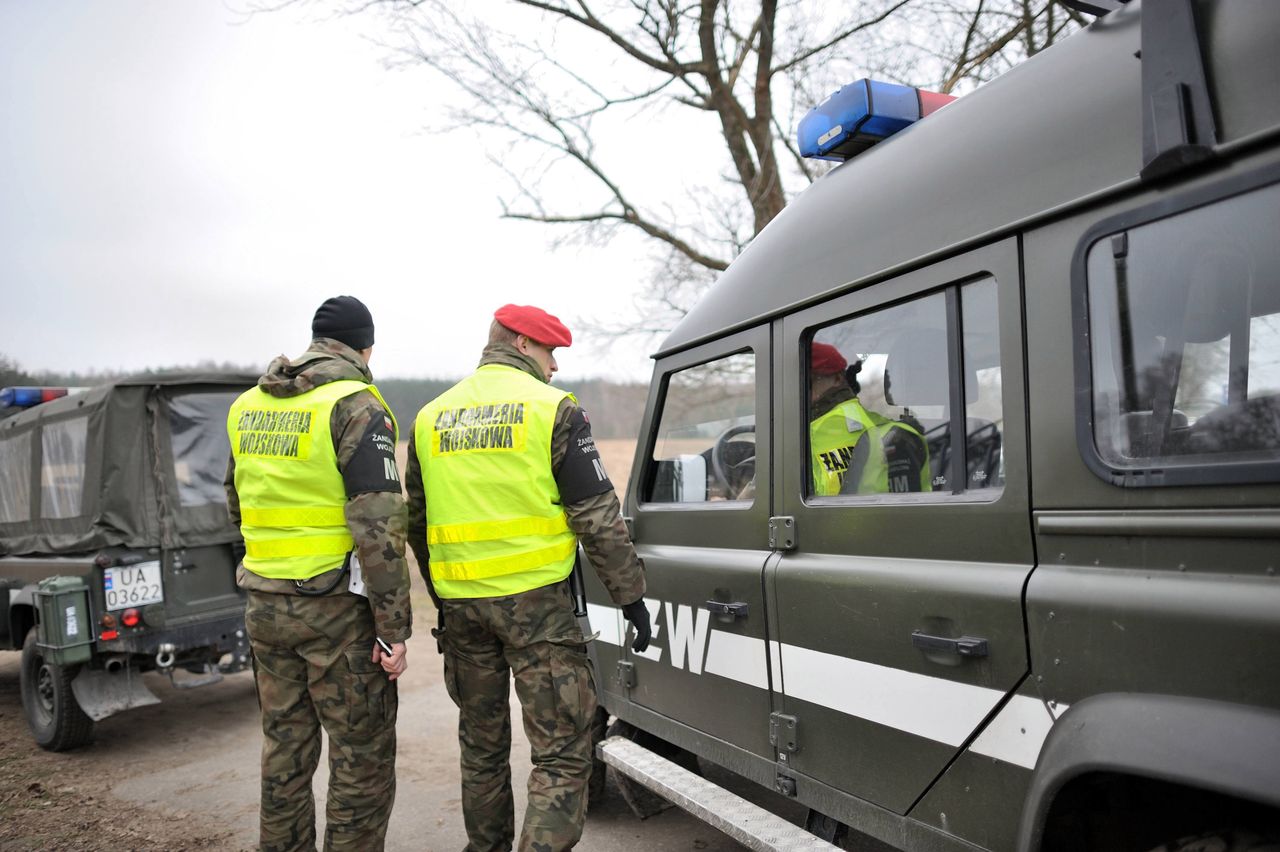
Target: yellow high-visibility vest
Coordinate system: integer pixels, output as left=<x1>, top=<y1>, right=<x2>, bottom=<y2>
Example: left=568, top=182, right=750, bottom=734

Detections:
left=810, top=398, right=928, bottom=496
left=414, top=364, right=577, bottom=599
left=227, top=379, right=396, bottom=580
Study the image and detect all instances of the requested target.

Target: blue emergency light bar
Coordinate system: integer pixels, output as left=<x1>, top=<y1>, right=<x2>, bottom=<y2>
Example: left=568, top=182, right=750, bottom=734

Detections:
left=798, top=79, right=956, bottom=162
left=0, top=387, right=69, bottom=408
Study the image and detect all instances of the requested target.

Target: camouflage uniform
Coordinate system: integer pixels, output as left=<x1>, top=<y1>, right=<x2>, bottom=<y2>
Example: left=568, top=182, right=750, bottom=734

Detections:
left=226, top=338, right=412, bottom=852
left=405, top=343, right=646, bottom=852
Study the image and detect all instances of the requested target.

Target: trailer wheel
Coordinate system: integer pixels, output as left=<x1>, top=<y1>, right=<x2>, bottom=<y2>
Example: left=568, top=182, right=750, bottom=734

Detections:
left=20, top=627, right=93, bottom=751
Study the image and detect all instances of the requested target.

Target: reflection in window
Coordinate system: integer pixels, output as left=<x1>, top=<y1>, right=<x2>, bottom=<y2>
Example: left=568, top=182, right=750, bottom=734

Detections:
left=645, top=353, right=755, bottom=504
left=808, top=276, right=1004, bottom=498
left=1087, top=181, right=1280, bottom=471
left=41, top=419, right=88, bottom=519
left=0, top=432, right=33, bottom=523
left=170, top=392, right=238, bottom=507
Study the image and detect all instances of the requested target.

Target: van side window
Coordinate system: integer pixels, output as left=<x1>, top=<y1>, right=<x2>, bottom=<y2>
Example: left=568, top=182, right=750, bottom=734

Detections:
left=808, top=277, right=1003, bottom=498
left=170, top=391, right=238, bottom=507
left=41, top=418, right=89, bottom=519
left=1085, top=180, right=1280, bottom=481
left=0, top=431, right=33, bottom=523
left=644, top=352, right=756, bottom=504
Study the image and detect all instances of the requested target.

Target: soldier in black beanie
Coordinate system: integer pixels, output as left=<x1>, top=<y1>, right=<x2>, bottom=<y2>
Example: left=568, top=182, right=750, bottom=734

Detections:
left=224, top=293, right=411, bottom=851
left=312, top=295, right=376, bottom=353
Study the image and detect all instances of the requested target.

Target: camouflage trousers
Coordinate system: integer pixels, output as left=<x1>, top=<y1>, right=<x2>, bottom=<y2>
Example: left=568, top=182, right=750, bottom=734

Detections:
left=440, top=580, right=598, bottom=852
left=246, top=590, right=398, bottom=852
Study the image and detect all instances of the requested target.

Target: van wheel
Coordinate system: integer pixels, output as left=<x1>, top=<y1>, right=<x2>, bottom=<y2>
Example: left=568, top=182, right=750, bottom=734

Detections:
left=586, top=706, right=609, bottom=811
left=1144, top=829, right=1280, bottom=852
left=604, top=718, right=703, bottom=819
left=805, top=810, right=849, bottom=846
left=20, top=627, right=94, bottom=751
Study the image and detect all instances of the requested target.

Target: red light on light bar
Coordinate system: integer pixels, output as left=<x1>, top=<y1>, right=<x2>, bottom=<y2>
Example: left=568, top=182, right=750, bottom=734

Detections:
left=918, top=89, right=956, bottom=117
left=100, top=629, right=119, bottom=641
left=121, top=609, right=141, bottom=628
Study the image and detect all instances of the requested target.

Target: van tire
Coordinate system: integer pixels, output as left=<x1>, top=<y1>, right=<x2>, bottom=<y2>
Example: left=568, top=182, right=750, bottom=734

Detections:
left=586, top=706, right=609, bottom=811
left=20, top=627, right=93, bottom=751
left=1144, top=829, right=1280, bottom=852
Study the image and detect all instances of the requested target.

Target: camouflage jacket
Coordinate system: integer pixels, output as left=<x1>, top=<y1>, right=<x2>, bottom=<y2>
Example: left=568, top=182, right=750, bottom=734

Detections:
left=405, top=342, right=646, bottom=607
left=224, top=338, right=412, bottom=643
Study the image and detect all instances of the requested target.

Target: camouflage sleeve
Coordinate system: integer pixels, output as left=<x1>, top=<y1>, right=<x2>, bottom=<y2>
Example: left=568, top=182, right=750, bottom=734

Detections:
left=404, top=430, right=434, bottom=594
left=553, top=400, right=646, bottom=606
left=345, top=492, right=411, bottom=642
left=333, top=391, right=412, bottom=643
left=223, top=454, right=240, bottom=528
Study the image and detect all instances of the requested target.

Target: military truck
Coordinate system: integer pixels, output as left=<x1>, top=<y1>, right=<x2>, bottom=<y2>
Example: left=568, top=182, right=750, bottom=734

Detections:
left=1, top=373, right=254, bottom=750
left=586, top=1, right=1280, bottom=850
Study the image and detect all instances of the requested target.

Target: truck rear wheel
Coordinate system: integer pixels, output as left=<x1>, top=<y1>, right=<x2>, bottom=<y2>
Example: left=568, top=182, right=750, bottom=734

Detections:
left=20, top=627, right=93, bottom=751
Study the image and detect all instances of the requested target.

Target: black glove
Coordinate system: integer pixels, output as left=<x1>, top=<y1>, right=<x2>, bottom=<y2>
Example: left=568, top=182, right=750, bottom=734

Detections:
left=621, top=599, right=651, bottom=653
left=230, top=539, right=246, bottom=567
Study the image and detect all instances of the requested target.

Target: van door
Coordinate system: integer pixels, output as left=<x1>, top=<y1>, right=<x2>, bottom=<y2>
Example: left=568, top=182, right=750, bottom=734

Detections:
left=770, top=239, right=1035, bottom=814
left=619, top=326, right=775, bottom=759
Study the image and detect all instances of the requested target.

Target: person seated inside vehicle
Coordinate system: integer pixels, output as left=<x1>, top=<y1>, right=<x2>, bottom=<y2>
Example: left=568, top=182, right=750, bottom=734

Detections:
left=808, top=342, right=931, bottom=496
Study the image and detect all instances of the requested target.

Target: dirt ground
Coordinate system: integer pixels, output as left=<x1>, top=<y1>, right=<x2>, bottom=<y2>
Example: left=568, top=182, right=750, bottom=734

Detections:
left=0, top=659, right=248, bottom=852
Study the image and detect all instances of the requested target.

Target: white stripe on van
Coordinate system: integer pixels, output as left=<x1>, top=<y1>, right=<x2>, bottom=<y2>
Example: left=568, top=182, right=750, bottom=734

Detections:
left=968, top=694, right=1063, bottom=770
left=779, top=642, right=1004, bottom=747
left=587, top=602, right=1061, bottom=770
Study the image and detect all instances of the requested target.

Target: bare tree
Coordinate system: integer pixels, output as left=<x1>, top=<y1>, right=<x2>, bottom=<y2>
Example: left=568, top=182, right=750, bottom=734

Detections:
left=266, top=0, right=1083, bottom=338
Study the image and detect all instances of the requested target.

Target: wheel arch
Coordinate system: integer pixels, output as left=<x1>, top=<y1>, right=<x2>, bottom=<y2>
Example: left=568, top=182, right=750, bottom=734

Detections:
left=7, top=585, right=39, bottom=650
left=1017, top=693, right=1280, bottom=852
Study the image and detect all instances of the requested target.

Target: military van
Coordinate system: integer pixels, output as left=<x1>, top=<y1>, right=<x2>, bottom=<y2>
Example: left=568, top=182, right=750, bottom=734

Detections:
left=1, top=374, right=254, bottom=751
left=586, top=2, right=1280, bottom=850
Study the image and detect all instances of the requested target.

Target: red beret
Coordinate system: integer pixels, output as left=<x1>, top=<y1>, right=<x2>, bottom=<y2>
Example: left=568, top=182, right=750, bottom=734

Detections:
left=494, top=304, right=573, bottom=348
left=811, top=342, right=848, bottom=375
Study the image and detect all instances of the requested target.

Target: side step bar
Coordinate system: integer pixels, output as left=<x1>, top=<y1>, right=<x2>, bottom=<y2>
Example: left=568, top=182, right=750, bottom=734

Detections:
left=597, top=736, right=840, bottom=852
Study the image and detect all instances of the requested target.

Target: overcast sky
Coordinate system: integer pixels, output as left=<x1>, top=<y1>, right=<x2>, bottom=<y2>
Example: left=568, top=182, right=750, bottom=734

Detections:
left=0, top=1, right=660, bottom=383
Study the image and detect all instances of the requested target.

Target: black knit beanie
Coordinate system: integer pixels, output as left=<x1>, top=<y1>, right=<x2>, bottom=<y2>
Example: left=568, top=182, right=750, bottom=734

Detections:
left=311, top=296, right=375, bottom=351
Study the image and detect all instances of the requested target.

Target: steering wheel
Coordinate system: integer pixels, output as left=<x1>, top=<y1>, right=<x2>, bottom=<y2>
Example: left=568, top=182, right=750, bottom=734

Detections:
left=710, top=424, right=756, bottom=496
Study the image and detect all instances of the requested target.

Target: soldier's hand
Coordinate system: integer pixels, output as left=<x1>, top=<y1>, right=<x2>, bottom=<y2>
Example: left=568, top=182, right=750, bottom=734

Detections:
left=621, top=599, right=651, bottom=653
left=373, top=640, right=408, bottom=681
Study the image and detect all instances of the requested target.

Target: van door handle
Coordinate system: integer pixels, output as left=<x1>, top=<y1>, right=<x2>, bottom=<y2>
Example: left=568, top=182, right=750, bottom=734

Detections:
left=911, top=630, right=989, bottom=658
left=703, top=600, right=749, bottom=618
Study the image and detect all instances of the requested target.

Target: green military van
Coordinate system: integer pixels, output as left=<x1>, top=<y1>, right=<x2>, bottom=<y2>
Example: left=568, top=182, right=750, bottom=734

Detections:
left=587, top=1, right=1280, bottom=850
left=1, top=374, right=253, bottom=750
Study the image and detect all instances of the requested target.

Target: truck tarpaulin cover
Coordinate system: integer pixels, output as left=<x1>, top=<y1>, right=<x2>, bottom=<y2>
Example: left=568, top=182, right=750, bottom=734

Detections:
left=0, top=373, right=256, bottom=557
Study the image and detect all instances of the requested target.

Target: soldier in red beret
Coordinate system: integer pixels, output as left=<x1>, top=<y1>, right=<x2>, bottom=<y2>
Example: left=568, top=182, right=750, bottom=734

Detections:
left=809, top=341, right=931, bottom=496
left=405, top=304, right=650, bottom=851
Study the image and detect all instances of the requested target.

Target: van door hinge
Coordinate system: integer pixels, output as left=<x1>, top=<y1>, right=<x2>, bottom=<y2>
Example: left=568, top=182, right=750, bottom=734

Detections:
left=770, top=712, right=799, bottom=753
left=768, top=516, right=797, bottom=550
left=616, top=660, right=636, bottom=689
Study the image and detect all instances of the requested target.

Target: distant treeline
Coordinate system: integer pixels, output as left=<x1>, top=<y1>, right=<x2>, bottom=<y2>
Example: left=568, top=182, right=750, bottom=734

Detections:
left=2, top=355, right=647, bottom=440
left=333, top=377, right=648, bottom=440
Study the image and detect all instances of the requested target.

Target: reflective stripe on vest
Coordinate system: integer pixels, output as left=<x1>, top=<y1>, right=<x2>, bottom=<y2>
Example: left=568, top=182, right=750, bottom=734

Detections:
left=228, top=379, right=397, bottom=580
left=414, top=364, right=576, bottom=599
